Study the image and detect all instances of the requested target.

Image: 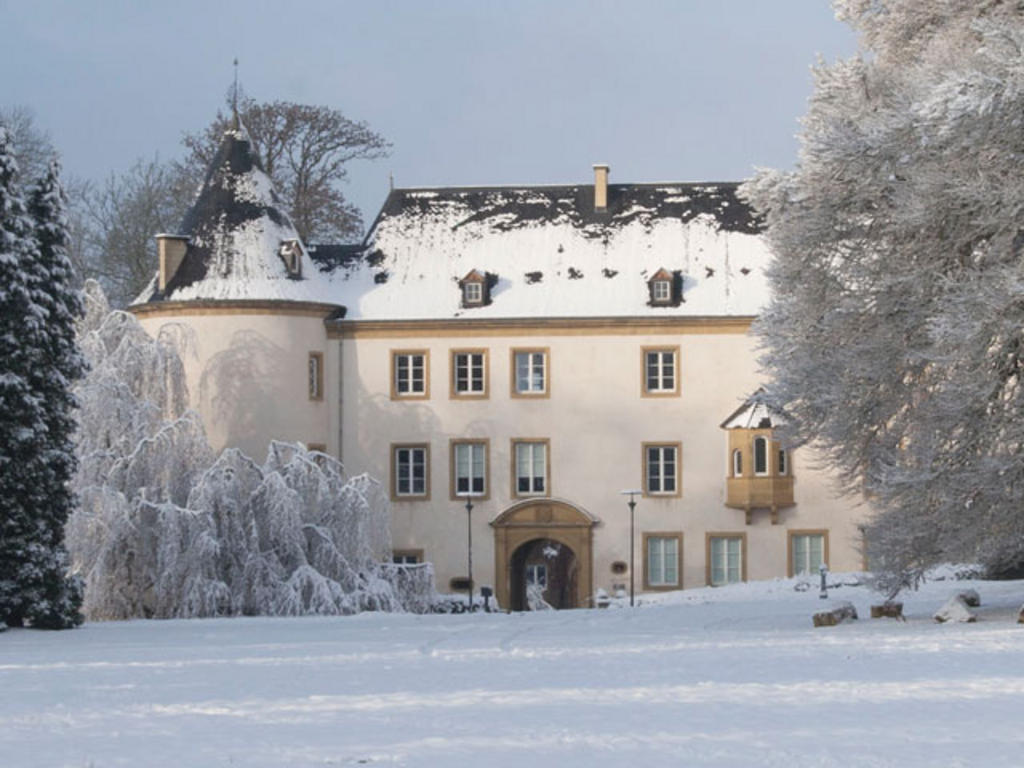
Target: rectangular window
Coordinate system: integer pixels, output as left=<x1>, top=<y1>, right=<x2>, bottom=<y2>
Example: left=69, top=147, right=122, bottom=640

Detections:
left=708, top=534, right=745, bottom=586
left=513, top=439, right=548, bottom=496
left=642, top=347, right=678, bottom=395
left=463, top=282, right=483, bottom=304
left=452, top=440, right=488, bottom=498
left=652, top=280, right=671, bottom=303
left=392, top=351, right=429, bottom=399
left=392, top=444, right=429, bottom=499
left=451, top=350, right=487, bottom=398
left=644, top=443, right=680, bottom=496
left=511, top=348, right=549, bottom=396
left=754, top=436, right=769, bottom=475
left=525, top=563, right=547, bottom=588
left=790, top=531, right=827, bottom=577
left=392, top=550, right=423, bottom=565
left=308, top=352, right=323, bottom=400
left=645, top=533, right=681, bottom=588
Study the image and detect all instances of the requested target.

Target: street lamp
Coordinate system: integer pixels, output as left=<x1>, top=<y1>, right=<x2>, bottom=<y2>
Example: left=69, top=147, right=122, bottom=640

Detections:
left=465, top=494, right=476, bottom=612
left=620, top=489, right=642, bottom=607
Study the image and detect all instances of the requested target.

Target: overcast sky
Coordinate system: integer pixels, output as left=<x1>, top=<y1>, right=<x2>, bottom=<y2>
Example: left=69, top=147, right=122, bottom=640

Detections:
left=2, top=0, right=857, bottom=233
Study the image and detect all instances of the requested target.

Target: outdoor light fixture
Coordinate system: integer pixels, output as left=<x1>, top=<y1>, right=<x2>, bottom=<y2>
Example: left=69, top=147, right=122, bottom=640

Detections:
left=465, top=494, right=477, bottom=611
left=620, top=489, right=642, bottom=607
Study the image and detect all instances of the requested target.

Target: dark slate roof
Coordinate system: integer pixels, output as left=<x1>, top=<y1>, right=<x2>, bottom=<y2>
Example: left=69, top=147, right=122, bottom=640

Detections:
left=135, top=126, right=339, bottom=305
left=364, top=182, right=762, bottom=243
left=307, top=243, right=365, bottom=273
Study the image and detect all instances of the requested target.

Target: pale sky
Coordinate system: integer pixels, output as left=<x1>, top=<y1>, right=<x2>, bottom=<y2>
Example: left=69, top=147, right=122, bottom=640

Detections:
left=1, top=0, right=857, bottom=233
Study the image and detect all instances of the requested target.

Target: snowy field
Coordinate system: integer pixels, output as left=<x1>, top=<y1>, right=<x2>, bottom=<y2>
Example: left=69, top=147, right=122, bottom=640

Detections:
left=3, top=574, right=1023, bottom=768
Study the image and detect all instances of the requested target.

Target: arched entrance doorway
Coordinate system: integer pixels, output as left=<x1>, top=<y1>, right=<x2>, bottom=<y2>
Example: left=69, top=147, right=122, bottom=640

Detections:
left=509, top=538, right=578, bottom=611
left=491, top=499, right=597, bottom=611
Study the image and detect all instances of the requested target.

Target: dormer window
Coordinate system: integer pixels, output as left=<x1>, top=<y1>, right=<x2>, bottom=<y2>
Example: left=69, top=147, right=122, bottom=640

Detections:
left=459, top=269, right=490, bottom=308
left=647, top=268, right=679, bottom=307
left=280, top=239, right=303, bottom=277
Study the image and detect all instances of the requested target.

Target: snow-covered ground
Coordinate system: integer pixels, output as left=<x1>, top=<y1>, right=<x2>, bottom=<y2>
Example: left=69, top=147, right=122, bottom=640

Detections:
left=3, top=574, right=1023, bottom=767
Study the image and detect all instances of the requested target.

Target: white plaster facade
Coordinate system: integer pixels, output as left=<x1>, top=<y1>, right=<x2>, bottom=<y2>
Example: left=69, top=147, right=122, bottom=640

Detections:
left=129, top=128, right=863, bottom=608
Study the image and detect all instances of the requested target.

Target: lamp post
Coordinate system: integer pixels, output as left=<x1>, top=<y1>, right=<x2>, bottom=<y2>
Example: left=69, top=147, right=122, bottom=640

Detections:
left=620, top=489, right=642, bottom=607
left=465, top=494, right=475, bottom=612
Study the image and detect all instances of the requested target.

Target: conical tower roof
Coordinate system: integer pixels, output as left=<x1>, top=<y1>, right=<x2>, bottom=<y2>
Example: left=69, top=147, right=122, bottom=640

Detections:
left=135, top=124, right=339, bottom=305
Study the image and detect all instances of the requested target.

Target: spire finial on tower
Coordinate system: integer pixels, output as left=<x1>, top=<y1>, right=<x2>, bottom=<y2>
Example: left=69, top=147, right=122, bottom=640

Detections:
left=231, top=58, right=240, bottom=130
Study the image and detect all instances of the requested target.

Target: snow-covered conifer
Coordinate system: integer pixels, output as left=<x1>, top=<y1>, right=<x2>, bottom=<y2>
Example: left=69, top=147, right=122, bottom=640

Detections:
left=742, top=1, right=1024, bottom=593
left=0, top=131, right=82, bottom=627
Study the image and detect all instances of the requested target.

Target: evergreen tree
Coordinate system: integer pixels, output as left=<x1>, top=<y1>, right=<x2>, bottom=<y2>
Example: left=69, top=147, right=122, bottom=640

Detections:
left=25, top=159, right=86, bottom=627
left=0, top=129, right=83, bottom=628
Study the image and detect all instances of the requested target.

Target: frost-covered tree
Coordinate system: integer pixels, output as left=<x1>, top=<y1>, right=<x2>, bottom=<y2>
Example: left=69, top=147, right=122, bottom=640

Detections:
left=742, top=0, right=1024, bottom=593
left=67, top=288, right=434, bottom=619
left=0, top=131, right=83, bottom=628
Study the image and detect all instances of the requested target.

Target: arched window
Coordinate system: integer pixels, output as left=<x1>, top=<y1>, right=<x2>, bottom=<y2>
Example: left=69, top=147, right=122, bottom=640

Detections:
left=754, top=436, right=769, bottom=476
left=778, top=448, right=788, bottom=476
left=732, top=449, right=743, bottom=477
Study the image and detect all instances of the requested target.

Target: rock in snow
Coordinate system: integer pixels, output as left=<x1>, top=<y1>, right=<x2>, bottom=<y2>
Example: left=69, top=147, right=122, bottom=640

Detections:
left=934, top=595, right=977, bottom=623
left=813, top=601, right=858, bottom=627
left=957, top=589, right=981, bottom=607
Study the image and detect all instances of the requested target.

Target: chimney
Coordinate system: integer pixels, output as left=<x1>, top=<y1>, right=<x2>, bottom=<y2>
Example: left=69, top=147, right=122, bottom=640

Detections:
left=156, top=234, right=190, bottom=293
left=593, top=164, right=609, bottom=211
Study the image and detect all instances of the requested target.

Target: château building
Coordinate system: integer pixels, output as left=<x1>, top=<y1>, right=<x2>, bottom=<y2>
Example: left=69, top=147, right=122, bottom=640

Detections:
left=130, top=122, right=863, bottom=609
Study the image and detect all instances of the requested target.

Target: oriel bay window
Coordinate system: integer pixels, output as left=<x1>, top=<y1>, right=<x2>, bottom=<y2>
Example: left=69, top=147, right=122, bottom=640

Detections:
left=391, top=350, right=428, bottom=399
left=511, top=348, right=548, bottom=396
left=392, top=443, right=429, bottom=500
left=512, top=439, right=549, bottom=496
left=644, top=533, right=681, bottom=589
left=642, top=346, right=679, bottom=396
left=451, top=440, right=488, bottom=499
left=451, top=349, right=488, bottom=398
left=643, top=443, right=681, bottom=496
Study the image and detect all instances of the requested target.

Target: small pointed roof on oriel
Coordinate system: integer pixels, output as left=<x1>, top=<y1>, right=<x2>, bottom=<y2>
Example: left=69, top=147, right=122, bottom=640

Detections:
left=720, top=388, right=787, bottom=430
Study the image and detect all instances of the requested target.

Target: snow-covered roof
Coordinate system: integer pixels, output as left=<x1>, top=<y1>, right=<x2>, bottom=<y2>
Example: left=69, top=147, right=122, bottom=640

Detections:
left=133, top=136, right=772, bottom=321
left=720, top=389, right=787, bottom=430
left=133, top=125, right=340, bottom=306
left=330, top=183, right=771, bottom=320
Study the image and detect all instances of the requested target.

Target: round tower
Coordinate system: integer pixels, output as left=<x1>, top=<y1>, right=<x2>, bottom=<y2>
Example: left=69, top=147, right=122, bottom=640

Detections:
left=129, top=123, right=344, bottom=459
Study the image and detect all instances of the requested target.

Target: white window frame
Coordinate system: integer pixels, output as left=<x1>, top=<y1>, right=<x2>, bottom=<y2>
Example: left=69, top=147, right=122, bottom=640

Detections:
left=646, top=535, right=680, bottom=588
left=463, top=281, right=483, bottom=304
left=778, top=447, right=788, bottom=476
left=709, top=535, right=744, bottom=586
left=393, top=352, right=427, bottom=397
left=753, top=436, right=769, bottom=476
left=525, top=563, right=547, bottom=588
left=453, top=351, right=486, bottom=396
left=732, top=448, right=743, bottom=477
left=513, top=350, right=547, bottom=395
left=453, top=441, right=486, bottom=497
left=393, top=445, right=428, bottom=498
left=643, top=348, right=677, bottom=394
left=644, top=444, right=679, bottom=495
left=514, top=440, right=548, bottom=496
left=392, top=551, right=422, bottom=566
left=791, top=532, right=826, bottom=577
left=652, top=279, right=672, bottom=303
